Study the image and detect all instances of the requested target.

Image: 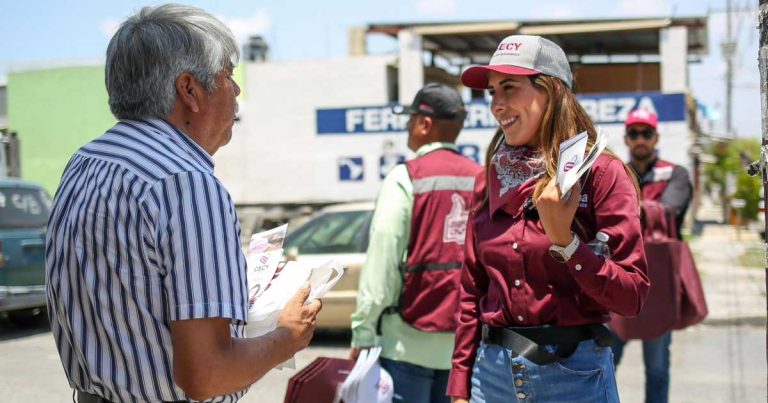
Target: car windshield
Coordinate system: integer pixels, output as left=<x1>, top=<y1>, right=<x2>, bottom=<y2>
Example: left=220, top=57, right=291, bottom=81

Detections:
left=0, top=186, right=51, bottom=229
left=284, top=209, right=372, bottom=254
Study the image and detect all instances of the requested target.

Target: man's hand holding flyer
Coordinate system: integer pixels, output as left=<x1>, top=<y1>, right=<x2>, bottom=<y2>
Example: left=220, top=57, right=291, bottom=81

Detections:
left=244, top=224, right=346, bottom=371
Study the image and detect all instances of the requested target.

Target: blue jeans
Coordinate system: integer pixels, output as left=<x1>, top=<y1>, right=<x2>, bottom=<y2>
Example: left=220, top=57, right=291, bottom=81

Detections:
left=612, top=331, right=672, bottom=403
left=470, top=340, right=619, bottom=403
left=379, top=358, right=450, bottom=403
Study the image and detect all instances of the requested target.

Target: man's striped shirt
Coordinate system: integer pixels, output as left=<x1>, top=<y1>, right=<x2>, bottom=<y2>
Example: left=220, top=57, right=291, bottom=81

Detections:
left=46, top=119, right=248, bottom=402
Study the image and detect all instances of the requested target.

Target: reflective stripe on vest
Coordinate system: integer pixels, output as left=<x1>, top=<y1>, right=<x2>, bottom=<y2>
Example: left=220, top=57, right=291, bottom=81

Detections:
left=651, top=166, right=674, bottom=182
left=412, top=175, right=476, bottom=194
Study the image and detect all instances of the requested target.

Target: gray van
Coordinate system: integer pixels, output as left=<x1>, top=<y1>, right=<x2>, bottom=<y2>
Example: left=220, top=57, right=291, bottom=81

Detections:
left=0, top=178, right=50, bottom=326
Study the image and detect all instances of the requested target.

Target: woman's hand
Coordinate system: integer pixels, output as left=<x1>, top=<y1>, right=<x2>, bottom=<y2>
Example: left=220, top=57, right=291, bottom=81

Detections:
left=534, top=179, right=580, bottom=246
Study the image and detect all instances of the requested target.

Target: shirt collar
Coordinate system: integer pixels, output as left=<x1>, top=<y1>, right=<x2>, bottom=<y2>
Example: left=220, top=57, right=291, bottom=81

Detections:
left=486, top=144, right=542, bottom=217
left=630, top=156, right=659, bottom=186
left=414, top=142, right=458, bottom=157
left=141, top=118, right=215, bottom=173
left=488, top=176, right=537, bottom=218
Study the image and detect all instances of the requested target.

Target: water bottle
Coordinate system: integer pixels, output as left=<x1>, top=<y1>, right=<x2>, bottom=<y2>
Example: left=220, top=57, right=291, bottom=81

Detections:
left=587, top=231, right=611, bottom=259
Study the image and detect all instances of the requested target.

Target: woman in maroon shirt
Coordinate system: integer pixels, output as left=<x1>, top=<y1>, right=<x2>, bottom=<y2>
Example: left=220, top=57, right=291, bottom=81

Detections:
left=447, top=35, right=649, bottom=403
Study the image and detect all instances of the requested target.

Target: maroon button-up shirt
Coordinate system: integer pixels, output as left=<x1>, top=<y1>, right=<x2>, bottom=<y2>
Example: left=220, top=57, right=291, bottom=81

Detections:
left=447, top=154, right=650, bottom=398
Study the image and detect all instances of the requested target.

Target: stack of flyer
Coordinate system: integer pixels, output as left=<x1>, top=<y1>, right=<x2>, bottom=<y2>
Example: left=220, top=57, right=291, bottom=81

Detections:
left=244, top=225, right=345, bottom=370
left=336, top=346, right=393, bottom=403
left=245, top=224, right=289, bottom=308
left=556, top=128, right=608, bottom=200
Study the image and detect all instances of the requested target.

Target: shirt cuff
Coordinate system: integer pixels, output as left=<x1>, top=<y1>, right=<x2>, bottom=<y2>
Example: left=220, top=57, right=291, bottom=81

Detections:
left=446, top=369, right=471, bottom=398
left=565, top=242, right=603, bottom=278
left=351, top=324, right=376, bottom=348
left=171, top=302, right=248, bottom=325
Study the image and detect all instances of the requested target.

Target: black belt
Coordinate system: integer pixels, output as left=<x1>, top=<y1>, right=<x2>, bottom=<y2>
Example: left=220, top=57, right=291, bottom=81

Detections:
left=77, top=390, right=187, bottom=403
left=481, top=323, right=613, bottom=365
left=76, top=391, right=113, bottom=403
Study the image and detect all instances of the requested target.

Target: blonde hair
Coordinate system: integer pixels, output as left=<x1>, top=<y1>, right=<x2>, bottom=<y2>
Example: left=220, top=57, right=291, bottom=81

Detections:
left=481, top=75, right=640, bottom=209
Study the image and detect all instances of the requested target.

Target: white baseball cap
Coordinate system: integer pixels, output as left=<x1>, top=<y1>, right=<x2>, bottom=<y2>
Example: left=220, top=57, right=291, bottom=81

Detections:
left=461, top=35, right=573, bottom=89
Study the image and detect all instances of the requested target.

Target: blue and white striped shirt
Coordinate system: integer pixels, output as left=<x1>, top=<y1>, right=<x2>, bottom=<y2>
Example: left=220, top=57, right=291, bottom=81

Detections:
left=46, top=119, right=249, bottom=403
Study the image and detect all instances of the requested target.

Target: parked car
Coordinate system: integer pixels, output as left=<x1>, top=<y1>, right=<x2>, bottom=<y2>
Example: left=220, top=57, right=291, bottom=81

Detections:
left=0, top=178, right=51, bottom=326
left=282, top=202, right=374, bottom=329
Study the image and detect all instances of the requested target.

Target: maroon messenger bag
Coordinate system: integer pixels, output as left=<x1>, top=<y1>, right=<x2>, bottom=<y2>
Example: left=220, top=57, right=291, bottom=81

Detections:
left=672, top=240, right=708, bottom=330
left=610, top=201, right=708, bottom=341
left=284, top=357, right=355, bottom=403
left=611, top=239, right=681, bottom=341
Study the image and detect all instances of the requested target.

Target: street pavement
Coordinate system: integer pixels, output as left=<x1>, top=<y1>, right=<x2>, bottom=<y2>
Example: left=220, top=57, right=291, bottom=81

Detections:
left=0, top=217, right=765, bottom=402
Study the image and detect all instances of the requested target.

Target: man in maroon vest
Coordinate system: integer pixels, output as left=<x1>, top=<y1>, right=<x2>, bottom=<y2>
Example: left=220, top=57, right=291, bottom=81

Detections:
left=350, top=83, right=482, bottom=403
left=613, top=109, right=693, bottom=403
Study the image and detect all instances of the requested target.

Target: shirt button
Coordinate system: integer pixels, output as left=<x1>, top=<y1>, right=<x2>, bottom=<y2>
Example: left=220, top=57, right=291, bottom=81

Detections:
left=515, top=379, right=524, bottom=387
left=517, top=392, right=527, bottom=399
left=575, top=264, right=582, bottom=271
left=516, top=315, right=524, bottom=322
left=512, top=242, right=519, bottom=250
left=514, top=279, right=521, bottom=287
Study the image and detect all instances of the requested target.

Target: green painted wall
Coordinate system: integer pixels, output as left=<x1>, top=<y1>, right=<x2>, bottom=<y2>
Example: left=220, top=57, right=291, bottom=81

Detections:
left=7, top=64, right=246, bottom=194
left=234, top=63, right=246, bottom=99
left=7, top=66, right=115, bottom=194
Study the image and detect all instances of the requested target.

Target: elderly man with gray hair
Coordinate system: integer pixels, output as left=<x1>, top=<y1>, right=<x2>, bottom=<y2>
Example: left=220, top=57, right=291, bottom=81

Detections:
left=45, top=4, right=321, bottom=403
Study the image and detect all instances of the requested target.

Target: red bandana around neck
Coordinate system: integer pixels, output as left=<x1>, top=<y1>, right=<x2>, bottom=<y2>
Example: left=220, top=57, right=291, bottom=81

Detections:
left=488, top=142, right=544, bottom=215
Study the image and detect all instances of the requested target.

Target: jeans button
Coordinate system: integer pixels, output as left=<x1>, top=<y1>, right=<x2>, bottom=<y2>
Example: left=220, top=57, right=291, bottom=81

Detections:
left=517, top=392, right=527, bottom=399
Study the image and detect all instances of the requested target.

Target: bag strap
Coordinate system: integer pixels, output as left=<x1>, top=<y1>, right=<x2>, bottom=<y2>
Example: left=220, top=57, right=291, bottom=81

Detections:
left=376, top=306, right=399, bottom=336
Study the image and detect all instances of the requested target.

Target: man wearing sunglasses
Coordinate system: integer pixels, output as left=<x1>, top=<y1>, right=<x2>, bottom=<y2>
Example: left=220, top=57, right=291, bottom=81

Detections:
left=623, top=109, right=693, bottom=234
left=613, top=108, right=693, bottom=403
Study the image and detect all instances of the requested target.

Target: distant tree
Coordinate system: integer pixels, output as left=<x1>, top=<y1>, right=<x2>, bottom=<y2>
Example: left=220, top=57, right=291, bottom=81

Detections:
left=703, top=138, right=763, bottom=220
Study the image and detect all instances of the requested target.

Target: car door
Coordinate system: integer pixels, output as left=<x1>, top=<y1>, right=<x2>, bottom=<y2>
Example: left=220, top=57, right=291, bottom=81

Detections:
left=283, top=206, right=373, bottom=329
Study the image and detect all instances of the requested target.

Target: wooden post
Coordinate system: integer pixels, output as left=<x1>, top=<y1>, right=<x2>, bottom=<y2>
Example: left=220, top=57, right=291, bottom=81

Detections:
left=757, top=0, right=768, bottom=366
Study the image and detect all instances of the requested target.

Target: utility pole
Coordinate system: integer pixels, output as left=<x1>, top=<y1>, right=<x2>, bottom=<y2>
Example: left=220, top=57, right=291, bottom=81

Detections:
left=719, top=0, right=738, bottom=223
left=756, top=0, right=768, bottom=367
left=727, top=0, right=733, bottom=136
left=723, top=0, right=736, bottom=137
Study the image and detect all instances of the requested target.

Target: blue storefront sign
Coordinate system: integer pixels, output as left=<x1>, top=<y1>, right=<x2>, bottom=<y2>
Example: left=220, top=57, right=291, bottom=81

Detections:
left=338, top=157, right=364, bottom=181
left=316, top=92, right=686, bottom=135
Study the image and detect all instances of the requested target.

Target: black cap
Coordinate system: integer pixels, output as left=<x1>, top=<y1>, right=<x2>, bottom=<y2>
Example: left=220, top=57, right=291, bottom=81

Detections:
left=392, top=83, right=467, bottom=121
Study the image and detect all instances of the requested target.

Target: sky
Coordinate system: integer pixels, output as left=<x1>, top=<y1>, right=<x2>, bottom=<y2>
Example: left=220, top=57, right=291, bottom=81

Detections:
left=0, top=0, right=761, bottom=137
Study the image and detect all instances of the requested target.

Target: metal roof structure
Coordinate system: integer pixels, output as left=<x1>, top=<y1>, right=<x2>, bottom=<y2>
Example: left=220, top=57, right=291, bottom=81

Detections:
left=366, top=17, right=708, bottom=65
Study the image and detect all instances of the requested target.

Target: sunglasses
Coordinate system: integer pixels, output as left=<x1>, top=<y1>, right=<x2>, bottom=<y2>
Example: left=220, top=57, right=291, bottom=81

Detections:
left=626, top=129, right=656, bottom=140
